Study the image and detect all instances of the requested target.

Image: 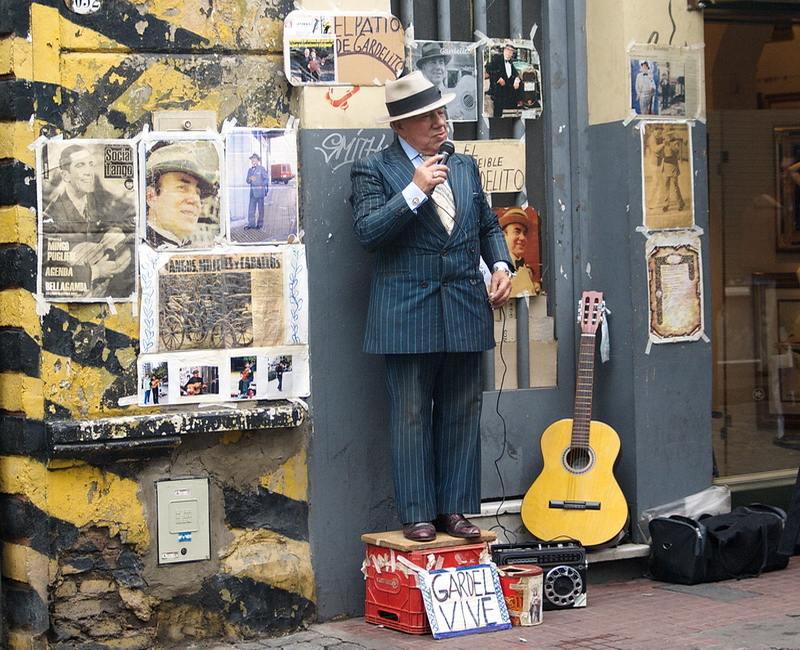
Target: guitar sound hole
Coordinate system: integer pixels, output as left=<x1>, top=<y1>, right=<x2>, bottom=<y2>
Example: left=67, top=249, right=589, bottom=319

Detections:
left=564, top=447, right=593, bottom=473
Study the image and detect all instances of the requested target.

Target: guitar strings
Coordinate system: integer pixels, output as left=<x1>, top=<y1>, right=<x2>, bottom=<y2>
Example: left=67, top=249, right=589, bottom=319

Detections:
left=489, top=303, right=517, bottom=544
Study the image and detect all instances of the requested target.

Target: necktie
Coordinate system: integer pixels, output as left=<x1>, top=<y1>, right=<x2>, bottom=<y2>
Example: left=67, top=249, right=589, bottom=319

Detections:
left=420, top=155, right=456, bottom=234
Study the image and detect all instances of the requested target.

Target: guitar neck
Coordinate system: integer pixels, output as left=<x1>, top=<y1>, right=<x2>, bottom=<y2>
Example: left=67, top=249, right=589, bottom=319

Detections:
left=572, top=331, right=596, bottom=448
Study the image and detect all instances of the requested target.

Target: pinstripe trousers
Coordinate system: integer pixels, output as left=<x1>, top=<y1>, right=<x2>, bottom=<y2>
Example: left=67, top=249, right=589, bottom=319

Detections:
left=384, top=352, right=483, bottom=523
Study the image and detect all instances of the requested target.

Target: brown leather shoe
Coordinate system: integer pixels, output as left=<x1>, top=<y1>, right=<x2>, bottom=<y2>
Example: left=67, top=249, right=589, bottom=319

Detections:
left=435, top=514, right=481, bottom=538
left=402, top=521, right=436, bottom=542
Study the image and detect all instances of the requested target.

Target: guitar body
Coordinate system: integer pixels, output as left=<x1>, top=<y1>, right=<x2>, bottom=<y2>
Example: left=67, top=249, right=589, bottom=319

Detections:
left=521, top=418, right=628, bottom=547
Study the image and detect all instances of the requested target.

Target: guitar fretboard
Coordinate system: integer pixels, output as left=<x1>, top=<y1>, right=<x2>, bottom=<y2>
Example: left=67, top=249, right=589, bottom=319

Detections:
left=571, top=331, right=596, bottom=450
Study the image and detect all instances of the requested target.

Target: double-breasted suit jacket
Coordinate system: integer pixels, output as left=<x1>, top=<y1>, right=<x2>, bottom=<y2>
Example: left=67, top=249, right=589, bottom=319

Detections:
left=350, top=139, right=511, bottom=355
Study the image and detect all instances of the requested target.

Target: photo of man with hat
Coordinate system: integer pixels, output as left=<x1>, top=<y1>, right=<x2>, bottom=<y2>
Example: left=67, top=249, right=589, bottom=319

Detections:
left=499, top=206, right=542, bottom=297
left=144, top=139, right=220, bottom=249
left=487, top=41, right=523, bottom=118
left=350, top=70, right=513, bottom=542
left=413, top=40, right=478, bottom=122
left=245, top=152, right=270, bottom=230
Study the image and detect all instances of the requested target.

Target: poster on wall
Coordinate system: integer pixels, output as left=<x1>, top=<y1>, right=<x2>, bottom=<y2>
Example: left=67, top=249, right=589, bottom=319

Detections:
left=640, top=121, right=694, bottom=231
left=646, top=231, right=704, bottom=344
left=628, top=43, right=704, bottom=120
left=139, top=245, right=308, bottom=355
left=37, top=139, right=137, bottom=302
left=495, top=206, right=542, bottom=297
left=139, top=133, right=224, bottom=250
left=284, top=11, right=405, bottom=86
left=452, top=139, right=526, bottom=194
left=225, top=127, right=299, bottom=244
left=483, top=38, right=542, bottom=120
left=408, top=40, right=478, bottom=122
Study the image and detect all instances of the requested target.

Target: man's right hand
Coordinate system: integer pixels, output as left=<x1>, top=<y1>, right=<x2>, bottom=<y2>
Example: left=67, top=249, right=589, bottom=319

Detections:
left=413, top=155, right=450, bottom=196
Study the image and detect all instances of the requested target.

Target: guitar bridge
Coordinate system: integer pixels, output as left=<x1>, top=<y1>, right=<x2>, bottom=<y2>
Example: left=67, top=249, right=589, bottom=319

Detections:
left=549, top=500, right=601, bottom=510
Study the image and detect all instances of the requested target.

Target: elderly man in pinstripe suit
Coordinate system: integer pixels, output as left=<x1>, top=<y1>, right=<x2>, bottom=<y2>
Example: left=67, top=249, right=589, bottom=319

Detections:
left=350, top=71, right=513, bottom=542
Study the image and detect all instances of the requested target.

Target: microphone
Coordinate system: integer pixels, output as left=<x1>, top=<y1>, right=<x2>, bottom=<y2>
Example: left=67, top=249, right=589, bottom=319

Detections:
left=438, top=141, right=455, bottom=166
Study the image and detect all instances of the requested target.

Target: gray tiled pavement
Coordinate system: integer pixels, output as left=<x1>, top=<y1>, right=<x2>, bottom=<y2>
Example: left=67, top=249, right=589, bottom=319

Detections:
left=191, top=556, right=800, bottom=650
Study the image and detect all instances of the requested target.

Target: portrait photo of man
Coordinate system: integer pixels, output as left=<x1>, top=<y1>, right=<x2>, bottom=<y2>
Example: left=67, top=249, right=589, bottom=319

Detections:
left=411, top=41, right=478, bottom=122
left=39, top=140, right=137, bottom=301
left=498, top=206, right=542, bottom=297
left=143, top=139, right=221, bottom=250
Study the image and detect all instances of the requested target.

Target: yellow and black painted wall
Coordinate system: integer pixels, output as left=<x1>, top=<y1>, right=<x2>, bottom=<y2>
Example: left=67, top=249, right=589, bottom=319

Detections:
left=0, top=0, right=315, bottom=647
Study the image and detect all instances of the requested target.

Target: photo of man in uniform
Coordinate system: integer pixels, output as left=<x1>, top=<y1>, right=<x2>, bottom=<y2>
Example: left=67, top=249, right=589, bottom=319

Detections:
left=144, top=140, right=220, bottom=249
left=245, top=153, right=269, bottom=230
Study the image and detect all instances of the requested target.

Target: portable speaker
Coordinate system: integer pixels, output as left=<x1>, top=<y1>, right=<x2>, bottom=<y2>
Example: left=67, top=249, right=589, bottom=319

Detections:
left=491, top=541, right=587, bottom=610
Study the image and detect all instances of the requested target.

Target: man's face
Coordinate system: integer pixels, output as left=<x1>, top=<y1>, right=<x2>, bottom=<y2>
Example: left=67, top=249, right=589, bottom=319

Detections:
left=641, top=63, right=649, bottom=73
left=392, top=108, right=448, bottom=156
left=63, top=149, right=96, bottom=197
left=503, top=46, right=515, bottom=61
left=250, top=158, right=259, bottom=167
left=420, top=57, right=447, bottom=87
left=503, top=222, right=528, bottom=259
left=146, top=171, right=203, bottom=240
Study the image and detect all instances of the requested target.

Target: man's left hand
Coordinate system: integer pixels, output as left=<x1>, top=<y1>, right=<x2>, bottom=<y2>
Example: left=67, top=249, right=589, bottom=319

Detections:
left=488, top=269, right=512, bottom=309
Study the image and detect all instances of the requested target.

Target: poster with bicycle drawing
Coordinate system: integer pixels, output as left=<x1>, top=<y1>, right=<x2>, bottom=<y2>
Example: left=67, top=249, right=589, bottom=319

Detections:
left=137, top=244, right=309, bottom=404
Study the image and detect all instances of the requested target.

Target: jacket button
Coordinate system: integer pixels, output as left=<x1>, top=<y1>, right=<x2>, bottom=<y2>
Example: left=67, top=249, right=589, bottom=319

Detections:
left=441, top=249, right=448, bottom=256
left=442, top=281, right=448, bottom=286
left=421, top=282, right=428, bottom=288
left=470, top=246, right=476, bottom=253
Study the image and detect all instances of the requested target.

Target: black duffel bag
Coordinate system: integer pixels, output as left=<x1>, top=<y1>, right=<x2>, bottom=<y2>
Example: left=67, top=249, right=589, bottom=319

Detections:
left=647, top=515, right=711, bottom=585
left=702, top=504, right=790, bottom=581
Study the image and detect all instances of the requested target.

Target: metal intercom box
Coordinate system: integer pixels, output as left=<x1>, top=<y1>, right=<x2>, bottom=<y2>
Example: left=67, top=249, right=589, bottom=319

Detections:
left=156, top=478, right=210, bottom=564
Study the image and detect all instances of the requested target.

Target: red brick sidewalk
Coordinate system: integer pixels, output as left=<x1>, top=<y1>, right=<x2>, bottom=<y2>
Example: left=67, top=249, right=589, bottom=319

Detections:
left=312, top=556, right=800, bottom=650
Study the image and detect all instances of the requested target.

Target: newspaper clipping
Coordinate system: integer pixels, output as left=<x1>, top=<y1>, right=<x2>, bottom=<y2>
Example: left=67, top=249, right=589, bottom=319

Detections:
left=629, top=43, right=704, bottom=120
left=38, top=139, right=137, bottom=301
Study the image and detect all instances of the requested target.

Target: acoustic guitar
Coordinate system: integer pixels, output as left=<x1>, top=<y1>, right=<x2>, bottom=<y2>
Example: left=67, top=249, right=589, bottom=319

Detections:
left=521, top=291, right=628, bottom=548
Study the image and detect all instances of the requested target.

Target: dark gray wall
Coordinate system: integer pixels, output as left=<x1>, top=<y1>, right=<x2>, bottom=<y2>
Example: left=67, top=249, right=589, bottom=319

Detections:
left=304, top=0, right=713, bottom=620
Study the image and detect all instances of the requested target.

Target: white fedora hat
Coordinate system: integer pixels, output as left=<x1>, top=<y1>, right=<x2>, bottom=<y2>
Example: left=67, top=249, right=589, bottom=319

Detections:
left=377, top=70, right=455, bottom=123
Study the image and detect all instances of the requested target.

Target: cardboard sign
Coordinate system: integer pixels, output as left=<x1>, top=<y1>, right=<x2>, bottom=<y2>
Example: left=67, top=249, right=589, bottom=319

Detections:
left=284, top=11, right=405, bottom=86
left=453, top=139, right=526, bottom=194
left=418, top=563, right=511, bottom=639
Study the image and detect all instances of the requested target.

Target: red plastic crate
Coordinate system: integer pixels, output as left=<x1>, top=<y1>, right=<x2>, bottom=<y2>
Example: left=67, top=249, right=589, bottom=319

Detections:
left=364, top=541, right=488, bottom=634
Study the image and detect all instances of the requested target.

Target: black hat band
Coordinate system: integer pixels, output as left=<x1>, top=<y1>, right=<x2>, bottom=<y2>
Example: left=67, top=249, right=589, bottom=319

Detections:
left=386, top=86, right=442, bottom=118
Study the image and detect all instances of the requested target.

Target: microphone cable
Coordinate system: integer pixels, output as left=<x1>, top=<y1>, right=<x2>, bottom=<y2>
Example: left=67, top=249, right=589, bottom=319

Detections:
left=489, top=301, right=518, bottom=545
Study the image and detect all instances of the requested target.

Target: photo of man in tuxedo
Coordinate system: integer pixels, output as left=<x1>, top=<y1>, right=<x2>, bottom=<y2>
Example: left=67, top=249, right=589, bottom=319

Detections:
left=350, top=71, right=513, bottom=542
left=499, top=207, right=541, bottom=297
left=487, top=41, right=523, bottom=118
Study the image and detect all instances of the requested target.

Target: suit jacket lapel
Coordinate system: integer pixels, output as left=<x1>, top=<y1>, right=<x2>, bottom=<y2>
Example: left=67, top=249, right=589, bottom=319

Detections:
left=382, top=140, right=449, bottom=241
